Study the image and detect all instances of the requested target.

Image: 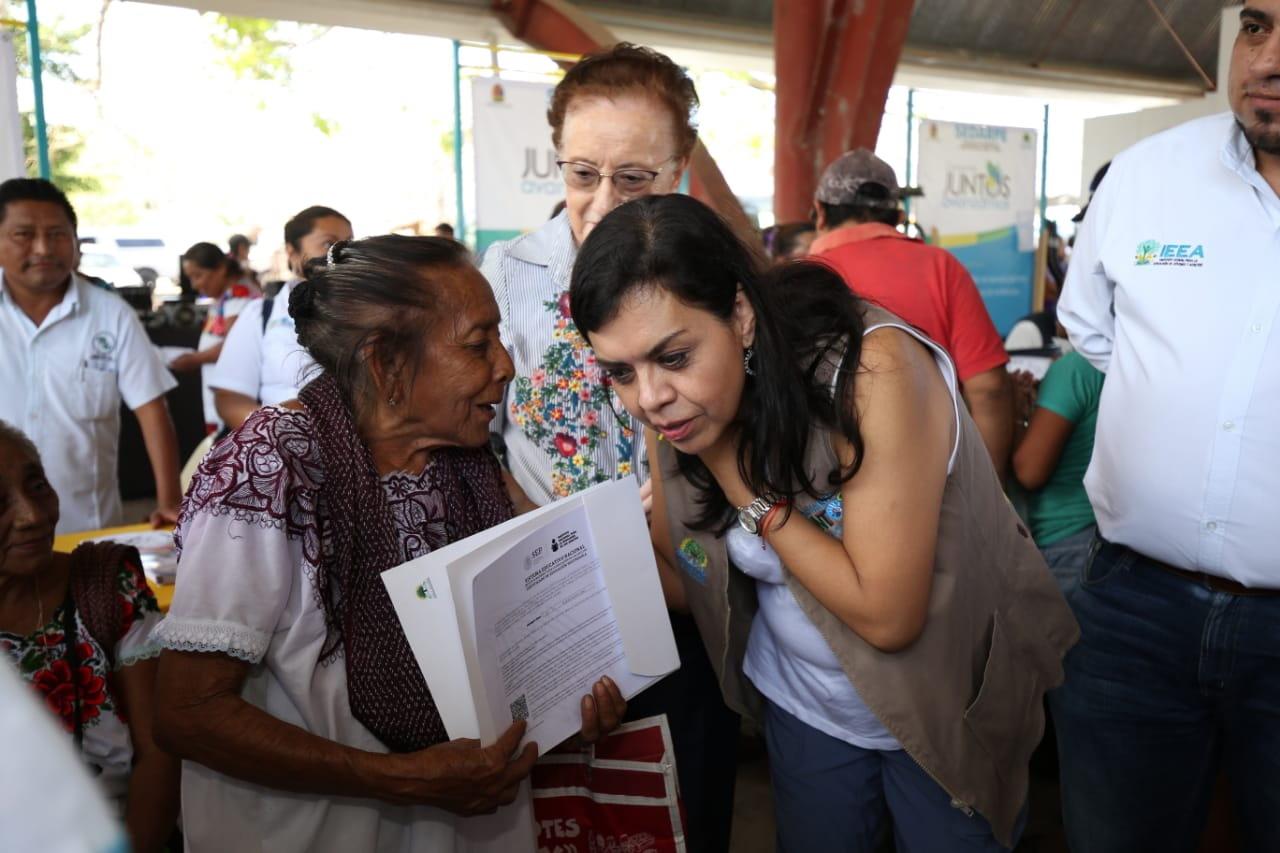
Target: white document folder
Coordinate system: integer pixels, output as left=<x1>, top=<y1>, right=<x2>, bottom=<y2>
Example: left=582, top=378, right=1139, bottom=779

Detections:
left=382, top=478, right=680, bottom=754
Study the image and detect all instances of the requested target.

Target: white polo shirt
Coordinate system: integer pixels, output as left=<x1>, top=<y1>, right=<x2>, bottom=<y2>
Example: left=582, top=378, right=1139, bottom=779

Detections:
left=0, top=273, right=177, bottom=534
left=209, top=279, right=317, bottom=406
left=1060, top=112, right=1280, bottom=587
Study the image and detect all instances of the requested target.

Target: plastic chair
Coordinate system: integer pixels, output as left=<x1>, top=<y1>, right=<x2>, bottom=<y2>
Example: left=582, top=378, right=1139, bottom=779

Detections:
left=180, top=432, right=216, bottom=495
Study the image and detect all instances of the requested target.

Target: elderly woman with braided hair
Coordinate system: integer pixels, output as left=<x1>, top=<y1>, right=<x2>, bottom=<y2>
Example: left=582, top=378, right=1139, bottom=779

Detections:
left=151, top=236, right=627, bottom=853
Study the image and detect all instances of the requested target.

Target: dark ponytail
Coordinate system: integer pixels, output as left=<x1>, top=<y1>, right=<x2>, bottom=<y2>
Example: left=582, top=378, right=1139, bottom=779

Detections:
left=284, top=205, right=351, bottom=251
left=182, top=241, right=241, bottom=278
left=570, top=194, right=867, bottom=531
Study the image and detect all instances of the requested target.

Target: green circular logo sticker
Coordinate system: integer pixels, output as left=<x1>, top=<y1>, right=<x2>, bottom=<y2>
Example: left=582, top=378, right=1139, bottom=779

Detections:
left=91, top=332, right=117, bottom=355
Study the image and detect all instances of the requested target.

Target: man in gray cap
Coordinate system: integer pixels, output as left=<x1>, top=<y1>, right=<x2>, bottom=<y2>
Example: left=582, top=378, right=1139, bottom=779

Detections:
left=810, top=148, right=1013, bottom=480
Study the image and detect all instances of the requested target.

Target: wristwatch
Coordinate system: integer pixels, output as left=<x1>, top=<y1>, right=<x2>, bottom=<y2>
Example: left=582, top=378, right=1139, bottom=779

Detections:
left=737, top=496, right=778, bottom=536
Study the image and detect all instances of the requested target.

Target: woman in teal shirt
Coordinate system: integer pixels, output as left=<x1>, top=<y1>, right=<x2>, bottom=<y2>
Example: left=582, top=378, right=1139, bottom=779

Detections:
left=1012, top=351, right=1106, bottom=598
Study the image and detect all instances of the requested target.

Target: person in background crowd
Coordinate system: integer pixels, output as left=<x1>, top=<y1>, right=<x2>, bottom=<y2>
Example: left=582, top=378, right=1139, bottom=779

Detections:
left=572, top=194, right=1077, bottom=852
left=0, top=421, right=180, bottom=852
left=434, top=222, right=456, bottom=239
left=211, top=205, right=352, bottom=431
left=153, top=236, right=625, bottom=853
left=762, top=221, right=815, bottom=263
left=0, top=178, right=182, bottom=534
left=1053, top=6, right=1280, bottom=850
left=170, top=242, right=260, bottom=434
left=228, top=233, right=251, bottom=265
left=227, top=233, right=259, bottom=288
left=480, top=43, right=741, bottom=853
left=810, top=149, right=1015, bottom=481
left=1068, top=162, right=1110, bottom=234
left=1010, top=352, right=1104, bottom=599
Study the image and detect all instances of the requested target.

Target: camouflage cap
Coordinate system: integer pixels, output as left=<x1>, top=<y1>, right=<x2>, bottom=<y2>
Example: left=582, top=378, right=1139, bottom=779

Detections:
left=815, top=148, right=902, bottom=208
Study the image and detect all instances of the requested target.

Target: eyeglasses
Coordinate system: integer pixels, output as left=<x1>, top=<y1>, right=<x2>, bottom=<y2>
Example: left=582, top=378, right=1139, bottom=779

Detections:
left=556, top=158, right=678, bottom=196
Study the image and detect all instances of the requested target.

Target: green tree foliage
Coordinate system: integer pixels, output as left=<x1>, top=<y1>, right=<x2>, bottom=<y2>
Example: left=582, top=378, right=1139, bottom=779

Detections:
left=5, top=8, right=100, bottom=191
left=209, top=15, right=293, bottom=82
left=21, top=115, right=97, bottom=192
left=207, top=15, right=337, bottom=134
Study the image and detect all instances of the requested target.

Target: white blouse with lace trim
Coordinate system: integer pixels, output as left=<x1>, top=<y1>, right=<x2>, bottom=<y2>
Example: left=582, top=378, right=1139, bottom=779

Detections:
left=153, top=415, right=534, bottom=853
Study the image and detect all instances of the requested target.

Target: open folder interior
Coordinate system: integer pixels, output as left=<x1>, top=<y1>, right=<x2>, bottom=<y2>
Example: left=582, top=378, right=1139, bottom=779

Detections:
left=382, top=477, right=680, bottom=755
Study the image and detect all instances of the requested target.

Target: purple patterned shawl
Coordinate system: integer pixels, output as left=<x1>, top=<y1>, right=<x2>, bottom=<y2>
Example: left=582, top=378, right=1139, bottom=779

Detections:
left=297, top=373, right=514, bottom=751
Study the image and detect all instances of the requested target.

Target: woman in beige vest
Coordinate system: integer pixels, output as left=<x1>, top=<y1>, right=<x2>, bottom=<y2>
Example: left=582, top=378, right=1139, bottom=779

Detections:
left=569, top=194, right=1078, bottom=852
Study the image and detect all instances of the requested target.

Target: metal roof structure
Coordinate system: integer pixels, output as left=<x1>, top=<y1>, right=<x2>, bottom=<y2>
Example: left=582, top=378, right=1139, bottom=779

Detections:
left=143, top=0, right=1239, bottom=99
left=578, top=0, right=1236, bottom=91
left=906, top=0, right=1229, bottom=86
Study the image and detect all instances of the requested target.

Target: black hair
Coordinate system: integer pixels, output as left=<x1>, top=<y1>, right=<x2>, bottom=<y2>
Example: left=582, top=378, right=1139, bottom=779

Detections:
left=819, top=183, right=900, bottom=229
left=570, top=194, right=867, bottom=532
left=228, top=234, right=251, bottom=253
left=434, top=222, right=455, bottom=237
left=1073, top=161, right=1112, bottom=223
left=0, top=178, right=77, bottom=231
left=182, top=241, right=240, bottom=277
left=284, top=205, right=350, bottom=251
left=289, top=235, right=471, bottom=410
left=0, top=419, right=41, bottom=466
left=764, top=221, right=816, bottom=260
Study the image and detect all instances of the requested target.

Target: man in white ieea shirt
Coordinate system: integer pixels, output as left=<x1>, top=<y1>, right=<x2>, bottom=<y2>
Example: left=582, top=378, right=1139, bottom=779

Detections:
left=0, top=179, right=181, bottom=534
left=1054, top=6, right=1280, bottom=851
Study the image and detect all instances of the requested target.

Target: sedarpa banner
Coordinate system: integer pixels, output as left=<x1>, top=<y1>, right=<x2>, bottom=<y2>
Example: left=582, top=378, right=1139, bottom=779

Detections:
left=1, top=31, right=24, bottom=181
left=915, top=120, right=1038, bottom=335
left=471, top=77, right=560, bottom=254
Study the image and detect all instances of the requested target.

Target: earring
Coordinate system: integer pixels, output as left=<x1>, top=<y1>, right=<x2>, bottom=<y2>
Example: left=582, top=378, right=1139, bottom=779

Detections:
left=743, top=347, right=756, bottom=376
left=387, top=395, right=398, bottom=407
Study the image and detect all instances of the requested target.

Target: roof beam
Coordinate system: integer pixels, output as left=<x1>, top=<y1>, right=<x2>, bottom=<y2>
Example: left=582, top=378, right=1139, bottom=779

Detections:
left=774, top=0, right=914, bottom=221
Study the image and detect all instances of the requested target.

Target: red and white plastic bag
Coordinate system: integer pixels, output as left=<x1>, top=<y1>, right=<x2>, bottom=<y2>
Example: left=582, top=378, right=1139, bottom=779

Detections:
left=532, top=715, right=686, bottom=853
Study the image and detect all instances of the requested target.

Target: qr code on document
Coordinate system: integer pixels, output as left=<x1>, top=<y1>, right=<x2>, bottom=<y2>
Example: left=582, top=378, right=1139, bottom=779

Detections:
left=510, top=693, right=529, bottom=722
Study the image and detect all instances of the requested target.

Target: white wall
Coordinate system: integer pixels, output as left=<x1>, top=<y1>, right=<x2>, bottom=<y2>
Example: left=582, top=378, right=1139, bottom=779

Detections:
left=1, top=31, right=23, bottom=182
left=1080, top=5, right=1240, bottom=195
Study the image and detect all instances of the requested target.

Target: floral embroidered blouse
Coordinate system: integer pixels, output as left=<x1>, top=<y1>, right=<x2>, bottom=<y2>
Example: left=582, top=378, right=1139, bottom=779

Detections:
left=0, top=556, right=163, bottom=808
left=482, top=211, right=645, bottom=505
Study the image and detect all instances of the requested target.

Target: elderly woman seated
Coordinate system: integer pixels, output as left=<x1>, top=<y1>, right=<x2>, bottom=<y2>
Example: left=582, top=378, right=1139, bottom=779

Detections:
left=0, top=421, right=180, bottom=852
left=151, top=236, right=626, bottom=853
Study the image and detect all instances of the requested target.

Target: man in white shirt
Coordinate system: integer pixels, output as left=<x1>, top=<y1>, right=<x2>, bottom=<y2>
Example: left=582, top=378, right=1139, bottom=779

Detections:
left=0, top=179, right=181, bottom=534
left=1053, top=7, right=1280, bottom=851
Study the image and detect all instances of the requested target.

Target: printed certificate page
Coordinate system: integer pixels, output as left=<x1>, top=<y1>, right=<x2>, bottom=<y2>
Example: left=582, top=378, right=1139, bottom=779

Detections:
left=471, top=504, right=654, bottom=754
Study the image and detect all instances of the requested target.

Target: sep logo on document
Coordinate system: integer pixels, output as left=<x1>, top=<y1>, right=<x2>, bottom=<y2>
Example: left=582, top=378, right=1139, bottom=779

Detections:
left=415, top=578, right=437, bottom=600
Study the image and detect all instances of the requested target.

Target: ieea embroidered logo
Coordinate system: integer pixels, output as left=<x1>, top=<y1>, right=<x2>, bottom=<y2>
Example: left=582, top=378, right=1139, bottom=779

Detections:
left=1135, top=239, right=1205, bottom=267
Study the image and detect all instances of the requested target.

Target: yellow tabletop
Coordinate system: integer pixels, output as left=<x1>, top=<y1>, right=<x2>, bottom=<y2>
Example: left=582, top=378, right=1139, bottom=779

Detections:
left=54, top=523, right=177, bottom=612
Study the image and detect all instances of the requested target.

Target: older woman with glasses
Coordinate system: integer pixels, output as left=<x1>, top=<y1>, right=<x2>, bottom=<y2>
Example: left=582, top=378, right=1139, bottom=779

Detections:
left=483, top=42, right=694, bottom=507
left=480, top=43, right=740, bottom=852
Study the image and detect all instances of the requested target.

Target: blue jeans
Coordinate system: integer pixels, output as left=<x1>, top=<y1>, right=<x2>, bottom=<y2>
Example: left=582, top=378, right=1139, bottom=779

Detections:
left=1039, top=524, right=1097, bottom=601
left=762, top=700, right=1019, bottom=852
left=1050, top=537, right=1280, bottom=853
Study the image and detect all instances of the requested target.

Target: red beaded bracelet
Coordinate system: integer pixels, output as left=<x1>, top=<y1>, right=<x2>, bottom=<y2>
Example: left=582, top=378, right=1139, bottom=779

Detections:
left=760, top=499, right=791, bottom=539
